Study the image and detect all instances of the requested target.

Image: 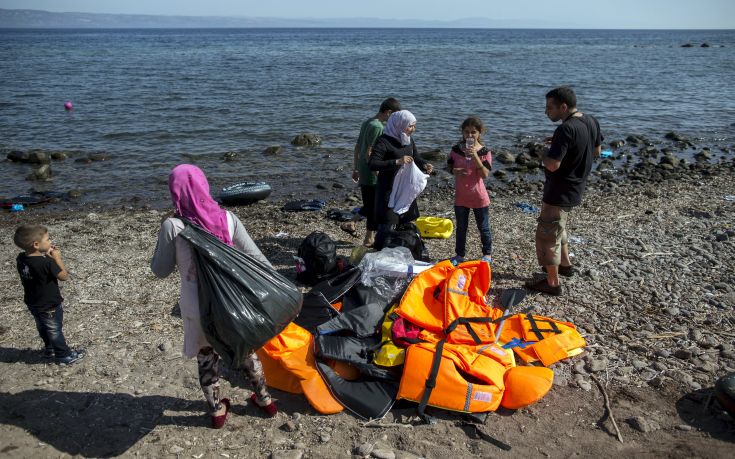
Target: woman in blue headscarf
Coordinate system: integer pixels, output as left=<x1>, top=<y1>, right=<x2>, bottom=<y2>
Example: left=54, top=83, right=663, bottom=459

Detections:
left=369, top=110, right=434, bottom=244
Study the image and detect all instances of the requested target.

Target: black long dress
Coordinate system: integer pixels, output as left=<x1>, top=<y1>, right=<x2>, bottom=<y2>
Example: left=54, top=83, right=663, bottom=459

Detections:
left=368, top=134, right=428, bottom=226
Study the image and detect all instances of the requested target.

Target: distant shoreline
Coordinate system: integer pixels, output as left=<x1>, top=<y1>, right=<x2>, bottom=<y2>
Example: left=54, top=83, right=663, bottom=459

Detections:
left=1, top=8, right=734, bottom=30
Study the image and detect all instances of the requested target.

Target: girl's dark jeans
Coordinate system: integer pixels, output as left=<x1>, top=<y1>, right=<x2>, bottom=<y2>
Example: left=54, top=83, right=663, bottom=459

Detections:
left=454, top=205, right=493, bottom=258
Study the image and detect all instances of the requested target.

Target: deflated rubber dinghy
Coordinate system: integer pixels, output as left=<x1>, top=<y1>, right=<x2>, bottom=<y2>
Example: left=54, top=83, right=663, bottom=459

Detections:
left=219, top=182, right=272, bottom=205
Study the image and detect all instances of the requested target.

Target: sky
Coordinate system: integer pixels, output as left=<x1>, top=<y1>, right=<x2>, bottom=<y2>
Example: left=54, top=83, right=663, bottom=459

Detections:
left=0, top=0, right=733, bottom=29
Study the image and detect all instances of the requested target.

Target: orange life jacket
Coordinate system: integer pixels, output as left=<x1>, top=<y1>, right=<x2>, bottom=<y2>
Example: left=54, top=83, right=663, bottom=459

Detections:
left=499, top=313, right=586, bottom=366
left=395, top=259, right=499, bottom=345
left=397, top=340, right=513, bottom=413
left=258, top=322, right=343, bottom=414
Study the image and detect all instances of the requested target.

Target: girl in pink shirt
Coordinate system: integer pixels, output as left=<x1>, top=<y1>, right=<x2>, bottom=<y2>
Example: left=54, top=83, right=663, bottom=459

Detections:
left=446, top=116, right=493, bottom=264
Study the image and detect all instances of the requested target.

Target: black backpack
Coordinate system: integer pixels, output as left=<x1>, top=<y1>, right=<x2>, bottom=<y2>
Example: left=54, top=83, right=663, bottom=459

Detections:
left=297, top=231, right=337, bottom=285
left=377, top=222, right=431, bottom=262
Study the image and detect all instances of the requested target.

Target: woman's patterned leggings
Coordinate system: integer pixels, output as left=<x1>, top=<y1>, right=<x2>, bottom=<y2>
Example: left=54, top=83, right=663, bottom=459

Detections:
left=196, top=347, right=272, bottom=413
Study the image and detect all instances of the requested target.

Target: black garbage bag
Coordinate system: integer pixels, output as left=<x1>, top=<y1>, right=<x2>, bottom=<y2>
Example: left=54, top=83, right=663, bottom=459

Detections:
left=178, top=221, right=302, bottom=369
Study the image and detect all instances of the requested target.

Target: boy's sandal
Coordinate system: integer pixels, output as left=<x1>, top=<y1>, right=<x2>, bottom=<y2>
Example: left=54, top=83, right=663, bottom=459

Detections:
left=250, top=393, right=278, bottom=417
left=541, top=265, right=576, bottom=277
left=524, top=278, right=562, bottom=296
left=211, top=398, right=230, bottom=429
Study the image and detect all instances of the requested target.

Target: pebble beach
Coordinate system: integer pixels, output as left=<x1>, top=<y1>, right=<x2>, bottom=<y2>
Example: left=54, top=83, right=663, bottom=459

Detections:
left=1, top=152, right=734, bottom=457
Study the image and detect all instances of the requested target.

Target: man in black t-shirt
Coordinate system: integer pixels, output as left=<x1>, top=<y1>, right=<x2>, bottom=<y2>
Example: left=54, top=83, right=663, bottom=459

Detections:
left=526, top=87, right=602, bottom=295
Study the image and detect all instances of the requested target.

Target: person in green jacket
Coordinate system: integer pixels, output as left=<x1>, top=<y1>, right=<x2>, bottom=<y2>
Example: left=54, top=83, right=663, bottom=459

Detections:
left=342, top=97, right=401, bottom=247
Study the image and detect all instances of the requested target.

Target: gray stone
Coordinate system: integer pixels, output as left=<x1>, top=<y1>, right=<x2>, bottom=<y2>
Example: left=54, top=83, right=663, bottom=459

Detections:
left=158, top=341, right=172, bottom=352
left=355, top=442, right=374, bottom=457
left=394, top=451, right=422, bottom=459
left=573, top=362, right=588, bottom=375
left=292, top=412, right=302, bottom=422
left=319, top=432, right=331, bottom=443
left=291, top=133, right=321, bottom=147
left=676, top=424, right=693, bottom=431
left=419, top=149, right=444, bottom=161
left=271, top=451, right=304, bottom=459
left=627, top=416, right=661, bottom=433
left=674, top=349, right=694, bottom=360
left=169, top=445, right=184, bottom=454
left=587, top=357, right=608, bottom=373
left=495, top=150, right=515, bottom=164
left=371, top=449, right=396, bottom=459
left=632, top=360, right=648, bottom=370
left=574, top=375, right=592, bottom=391
left=88, top=153, right=108, bottom=161
left=264, top=146, right=283, bottom=155
left=51, top=151, right=69, bottom=160
left=648, top=376, right=665, bottom=388
left=27, top=164, right=52, bottom=181
left=282, top=420, right=298, bottom=432
left=652, top=361, right=668, bottom=372
left=610, top=140, right=626, bottom=148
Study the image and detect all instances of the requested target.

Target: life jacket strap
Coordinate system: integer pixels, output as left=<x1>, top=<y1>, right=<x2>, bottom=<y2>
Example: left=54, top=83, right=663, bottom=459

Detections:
left=525, top=314, right=561, bottom=341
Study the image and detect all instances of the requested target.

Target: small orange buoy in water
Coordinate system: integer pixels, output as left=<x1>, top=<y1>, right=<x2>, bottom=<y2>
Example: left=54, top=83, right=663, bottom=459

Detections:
left=64, top=101, right=73, bottom=111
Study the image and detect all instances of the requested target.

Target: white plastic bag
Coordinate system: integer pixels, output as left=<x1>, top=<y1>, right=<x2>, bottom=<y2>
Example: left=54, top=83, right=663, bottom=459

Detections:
left=389, top=162, right=429, bottom=215
left=358, top=246, right=433, bottom=300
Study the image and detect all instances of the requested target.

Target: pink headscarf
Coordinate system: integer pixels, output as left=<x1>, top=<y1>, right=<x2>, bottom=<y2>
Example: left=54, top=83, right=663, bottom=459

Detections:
left=169, top=164, right=232, bottom=246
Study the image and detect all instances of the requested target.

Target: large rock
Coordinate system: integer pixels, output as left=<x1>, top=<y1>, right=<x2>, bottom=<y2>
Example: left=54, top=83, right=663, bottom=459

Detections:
left=419, top=149, right=444, bottom=161
left=27, top=164, right=52, bottom=181
left=264, top=145, right=283, bottom=155
left=664, top=131, right=688, bottom=142
left=515, top=152, right=532, bottom=165
left=495, top=150, right=515, bottom=164
left=526, top=142, right=548, bottom=158
left=609, top=139, right=626, bottom=148
left=8, top=150, right=50, bottom=164
left=291, top=133, right=321, bottom=147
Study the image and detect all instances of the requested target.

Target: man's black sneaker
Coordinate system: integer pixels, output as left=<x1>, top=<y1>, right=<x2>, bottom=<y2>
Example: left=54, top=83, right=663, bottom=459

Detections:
left=42, top=349, right=54, bottom=359
left=56, top=349, right=86, bottom=365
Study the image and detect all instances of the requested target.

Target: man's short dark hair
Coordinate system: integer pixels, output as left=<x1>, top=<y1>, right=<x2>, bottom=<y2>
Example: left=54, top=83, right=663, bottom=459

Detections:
left=14, top=224, right=47, bottom=252
left=546, top=87, right=577, bottom=108
left=379, top=97, right=401, bottom=114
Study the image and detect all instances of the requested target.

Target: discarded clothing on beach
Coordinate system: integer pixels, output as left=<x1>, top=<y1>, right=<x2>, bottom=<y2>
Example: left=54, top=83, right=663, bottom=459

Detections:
left=513, top=202, right=540, bottom=213
left=327, top=209, right=360, bottom=222
left=282, top=199, right=326, bottom=212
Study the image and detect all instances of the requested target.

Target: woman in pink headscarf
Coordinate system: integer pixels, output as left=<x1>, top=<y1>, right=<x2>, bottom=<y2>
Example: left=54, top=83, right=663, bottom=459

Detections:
left=151, top=164, right=277, bottom=428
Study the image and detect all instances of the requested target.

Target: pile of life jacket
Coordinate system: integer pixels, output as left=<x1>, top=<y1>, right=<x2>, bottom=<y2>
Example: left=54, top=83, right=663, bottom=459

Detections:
left=257, top=258, right=586, bottom=420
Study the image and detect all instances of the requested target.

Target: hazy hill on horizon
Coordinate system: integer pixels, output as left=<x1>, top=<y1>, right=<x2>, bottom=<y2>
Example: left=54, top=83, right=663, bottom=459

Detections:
left=0, top=8, right=561, bottom=29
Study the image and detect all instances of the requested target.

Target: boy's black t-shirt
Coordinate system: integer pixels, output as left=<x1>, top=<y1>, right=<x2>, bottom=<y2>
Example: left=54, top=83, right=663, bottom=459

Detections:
left=543, top=114, right=603, bottom=207
left=16, top=253, right=63, bottom=311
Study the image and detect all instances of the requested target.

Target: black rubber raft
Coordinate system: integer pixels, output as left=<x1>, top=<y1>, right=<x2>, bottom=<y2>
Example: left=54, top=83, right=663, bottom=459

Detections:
left=219, top=182, right=272, bottom=205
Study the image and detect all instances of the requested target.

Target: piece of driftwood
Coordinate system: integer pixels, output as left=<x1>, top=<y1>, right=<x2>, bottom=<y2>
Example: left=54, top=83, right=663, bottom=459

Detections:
left=591, top=374, right=624, bottom=443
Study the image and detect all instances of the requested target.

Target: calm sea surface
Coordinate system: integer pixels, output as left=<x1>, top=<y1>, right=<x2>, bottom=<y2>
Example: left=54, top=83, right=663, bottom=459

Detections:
left=1, top=28, right=734, bottom=208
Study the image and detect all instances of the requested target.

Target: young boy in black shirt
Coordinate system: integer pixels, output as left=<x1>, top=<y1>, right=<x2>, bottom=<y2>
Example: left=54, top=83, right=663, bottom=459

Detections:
left=14, top=224, right=85, bottom=364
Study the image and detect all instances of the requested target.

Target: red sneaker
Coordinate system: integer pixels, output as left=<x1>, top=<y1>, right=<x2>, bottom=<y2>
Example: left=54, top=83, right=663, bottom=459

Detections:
left=250, top=393, right=277, bottom=417
left=211, top=398, right=230, bottom=429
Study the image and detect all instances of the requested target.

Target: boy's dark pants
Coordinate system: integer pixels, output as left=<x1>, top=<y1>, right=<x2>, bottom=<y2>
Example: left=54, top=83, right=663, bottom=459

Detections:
left=30, top=304, right=71, bottom=358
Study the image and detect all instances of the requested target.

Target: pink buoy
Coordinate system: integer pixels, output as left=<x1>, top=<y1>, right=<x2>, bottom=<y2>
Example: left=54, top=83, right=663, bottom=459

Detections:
left=64, top=101, right=73, bottom=111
